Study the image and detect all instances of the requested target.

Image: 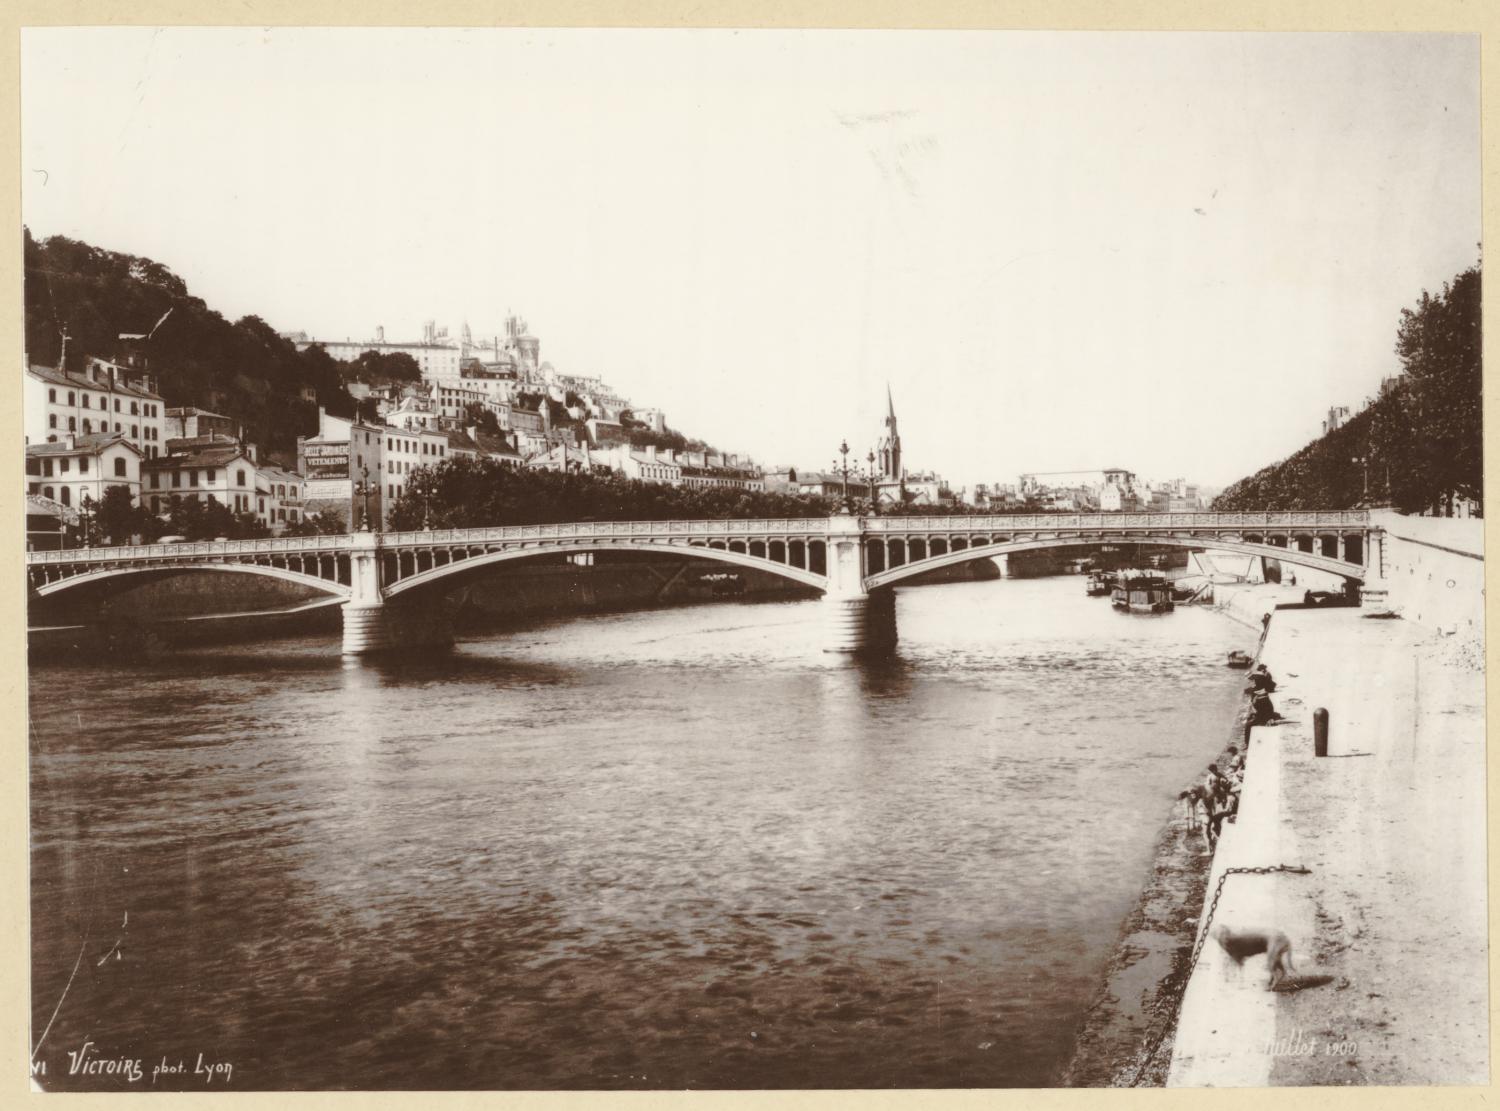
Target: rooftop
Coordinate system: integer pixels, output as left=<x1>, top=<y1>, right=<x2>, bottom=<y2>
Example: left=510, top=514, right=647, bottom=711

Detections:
left=144, top=444, right=254, bottom=469
left=28, top=363, right=162, bottom=401
left=26, top=433, right=139, bottom=457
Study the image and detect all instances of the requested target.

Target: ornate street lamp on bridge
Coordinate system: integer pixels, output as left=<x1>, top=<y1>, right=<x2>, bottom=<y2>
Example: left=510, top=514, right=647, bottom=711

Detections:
left=353, top=465, right=378, bottom=533
left=831, top=439, right=853, bottom=514
left=79, top=493, right=94, bottom=550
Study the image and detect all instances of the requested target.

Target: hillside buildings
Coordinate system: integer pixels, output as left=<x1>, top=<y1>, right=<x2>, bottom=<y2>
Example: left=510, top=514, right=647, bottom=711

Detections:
left=24, top=356, right=165, bottom=459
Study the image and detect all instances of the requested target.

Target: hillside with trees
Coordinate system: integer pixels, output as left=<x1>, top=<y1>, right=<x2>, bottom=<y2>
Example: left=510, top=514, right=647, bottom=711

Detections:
left=24, top=228, right=360, bottom=460
left=1214, top=265, right=1481, bottom=515
left=387, top=457, right=833, bottom=530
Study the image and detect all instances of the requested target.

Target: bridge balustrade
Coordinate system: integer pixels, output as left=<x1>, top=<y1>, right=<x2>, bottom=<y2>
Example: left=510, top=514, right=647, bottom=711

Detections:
left=26, top=511, right=1380, bottom=656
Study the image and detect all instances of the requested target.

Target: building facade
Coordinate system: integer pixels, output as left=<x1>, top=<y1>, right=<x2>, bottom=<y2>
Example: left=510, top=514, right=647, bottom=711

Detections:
left=25, top=434, right=144, bottom=511
left=26, top=358, right=166, bottom=459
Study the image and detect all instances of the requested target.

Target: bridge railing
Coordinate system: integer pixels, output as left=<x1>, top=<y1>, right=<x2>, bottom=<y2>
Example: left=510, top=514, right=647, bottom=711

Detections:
left=858, top=511, right=1370, bottom=532
left=380, top=518, right=835, bottom=546
left=25, top=534, right=356, bottom=565
left=25, top=511, right=1372, bottom=567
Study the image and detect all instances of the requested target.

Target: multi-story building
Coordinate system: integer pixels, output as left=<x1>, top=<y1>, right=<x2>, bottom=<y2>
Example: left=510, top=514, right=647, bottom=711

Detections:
left=796, top=472, right=873, bottom=501
left=380, top=426, right=450, bottom=506
left=25, top=358, right=166, bottom=458
left=255, top=466, right=305, bottom=533
left=902, top=471, right=952, bottom=506
left=592, top=444, right=682, bottom=485
left=24, top=433, right=144, bottom=511
left=163, top=406, right=236, bottom=441
left=675, top=451, right=765, bottom=492
left=297, top=410, right=386, bottom=530
left=434, top=382, right=488, bottom=422
left=294, top=322, right=463, bottom=385
left=141, top=442, right=261, bottom=519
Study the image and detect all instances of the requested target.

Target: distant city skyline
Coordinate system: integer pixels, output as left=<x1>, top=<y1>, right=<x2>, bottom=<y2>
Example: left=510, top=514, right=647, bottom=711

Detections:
left=22, top=28, right=1480, bottom=489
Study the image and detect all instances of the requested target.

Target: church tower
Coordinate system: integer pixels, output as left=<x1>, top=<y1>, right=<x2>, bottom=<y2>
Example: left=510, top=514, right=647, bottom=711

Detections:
left=878, top=384, right=902, bottom=481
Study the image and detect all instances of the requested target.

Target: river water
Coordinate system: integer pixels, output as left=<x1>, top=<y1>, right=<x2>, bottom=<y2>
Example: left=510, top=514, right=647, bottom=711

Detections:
left=29, top=574, right=1247, bottom=1090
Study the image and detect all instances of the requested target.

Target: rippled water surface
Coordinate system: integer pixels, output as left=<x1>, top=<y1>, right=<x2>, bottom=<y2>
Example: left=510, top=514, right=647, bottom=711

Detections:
left=30, top=575, right=1247, bottom=1089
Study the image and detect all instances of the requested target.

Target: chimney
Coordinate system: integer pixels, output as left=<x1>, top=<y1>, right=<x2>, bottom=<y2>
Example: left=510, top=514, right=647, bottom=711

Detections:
left=376, top=325, right=385, bottom=344
left=646, top=445, right=657, bottom=461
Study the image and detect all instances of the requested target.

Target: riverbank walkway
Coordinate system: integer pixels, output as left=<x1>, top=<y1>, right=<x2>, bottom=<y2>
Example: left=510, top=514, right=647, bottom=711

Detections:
left=1168, top=593, right=1487, bottom=1085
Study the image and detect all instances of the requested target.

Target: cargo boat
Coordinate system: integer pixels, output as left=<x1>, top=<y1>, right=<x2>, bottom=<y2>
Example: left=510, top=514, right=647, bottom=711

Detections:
left=1111, top=571, right=1175, bottom=614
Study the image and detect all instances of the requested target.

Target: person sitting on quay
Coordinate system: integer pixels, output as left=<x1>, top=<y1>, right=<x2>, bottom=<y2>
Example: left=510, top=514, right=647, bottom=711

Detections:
left=1249, top=689, right=1280, bottom=726
left=1248, top=664, right=1277, bottom=693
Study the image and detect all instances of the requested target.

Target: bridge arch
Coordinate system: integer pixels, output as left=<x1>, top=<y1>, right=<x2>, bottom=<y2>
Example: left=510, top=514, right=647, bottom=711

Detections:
left=863, top=534, right=1366, bottom=591
left=380, top=539, right=829, bottom=599
left=29, top=561, right=353, bottom=600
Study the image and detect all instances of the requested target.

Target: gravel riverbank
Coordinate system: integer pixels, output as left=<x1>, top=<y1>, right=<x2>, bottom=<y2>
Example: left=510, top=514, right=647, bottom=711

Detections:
left=1061, top=601, right=1262, bottom=1087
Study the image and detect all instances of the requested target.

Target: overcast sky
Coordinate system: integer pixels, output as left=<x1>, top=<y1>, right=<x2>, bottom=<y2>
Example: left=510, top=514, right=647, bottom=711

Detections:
left=22, top=28, right=1480, bottom=489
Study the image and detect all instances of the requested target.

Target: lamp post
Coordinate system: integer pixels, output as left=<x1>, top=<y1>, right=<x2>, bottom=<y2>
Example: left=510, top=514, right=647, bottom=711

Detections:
left=866, top=449, right=879, bottom=516
left=832, top=438, right=852, bottom=513
left=1352, top=454, right=1369, bottom=504
left=353, top=464, right=375, bottom=532
left=79, top=493, right=94, bottom=549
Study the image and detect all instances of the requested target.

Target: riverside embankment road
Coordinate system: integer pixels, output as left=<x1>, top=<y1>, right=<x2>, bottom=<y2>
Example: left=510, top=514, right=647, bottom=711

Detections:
left=1169, top=597, right=1487, bottom=1086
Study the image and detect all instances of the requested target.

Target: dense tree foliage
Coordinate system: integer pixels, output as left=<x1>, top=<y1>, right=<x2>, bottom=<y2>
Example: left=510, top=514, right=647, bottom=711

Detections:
left=1215, top=265, right=1481, bottom=514
left=162, top=496, right=269, bottom=541
left=281, top=508, right=347, bottom=536
left=83, top=485, right=163, bottom=545
left=385, top=457, right=836, bottom=530
left=344, top=349, right=421, bottom=384
left=24, top=228, right=358, bottom=456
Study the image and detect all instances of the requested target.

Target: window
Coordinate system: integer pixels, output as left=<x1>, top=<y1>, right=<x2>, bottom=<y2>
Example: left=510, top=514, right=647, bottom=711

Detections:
left=82, top=420, right=92, bottom=433
left=132, top=425, right=138, bottom=438
left=130, top=402, right=138, bottom=415
left=114, top=399, right=121, bottom=412
left=67, top=417, right=76, bottom=432
left=114, top=458, right=127, bottom=477
left=60, top=487, right=70, bottom=506
left=79, top=457, right=88, bottom=475
left=67, top=391, right=75, bottom=405
left=60, top=458, right=70, bottom=473
left=188, top=470, right=197, bottom=486
left=48, top=388, right=56, bottom=403
left=150, top=496, right=159, bottom=514
left=114, top=423, right=121, bottom=432
left=206, top=469, right=216, bottom=484
left=49, top=414, right=57, bottom=429
left=150, top=472, right=160, bottom=489
left=81, top=395, right=90, bottom=408
left=236, top=469, right=246, bottom=486
left=172, top=472, right=181, bottom=488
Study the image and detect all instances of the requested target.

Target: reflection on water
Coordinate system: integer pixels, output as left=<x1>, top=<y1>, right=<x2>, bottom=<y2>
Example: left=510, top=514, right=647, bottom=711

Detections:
left=30, top=577, right=1247, bottom=1089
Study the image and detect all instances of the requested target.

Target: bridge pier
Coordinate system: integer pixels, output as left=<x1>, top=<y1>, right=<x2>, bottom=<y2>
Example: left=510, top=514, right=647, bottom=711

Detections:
left=821, top=512, right=897, bottom=654
left=341, top=602, right=392, bottom=655
left=342, top=529, right=391, bottom=656
left=822, top=588, right=897, bottom=653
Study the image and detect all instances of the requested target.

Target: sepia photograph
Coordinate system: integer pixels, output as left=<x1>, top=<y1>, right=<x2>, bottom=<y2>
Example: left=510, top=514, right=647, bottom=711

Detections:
left=19, top=23, right=1486, bottom=1092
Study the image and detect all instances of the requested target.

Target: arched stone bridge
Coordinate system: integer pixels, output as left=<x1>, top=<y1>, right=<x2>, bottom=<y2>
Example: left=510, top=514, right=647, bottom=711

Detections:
left=26, top=510, right=1378, bottom=654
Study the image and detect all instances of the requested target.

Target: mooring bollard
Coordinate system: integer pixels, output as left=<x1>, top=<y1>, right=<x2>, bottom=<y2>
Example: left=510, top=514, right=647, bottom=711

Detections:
left=1314, top=707, right=1329, bottom=757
